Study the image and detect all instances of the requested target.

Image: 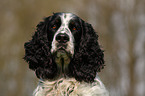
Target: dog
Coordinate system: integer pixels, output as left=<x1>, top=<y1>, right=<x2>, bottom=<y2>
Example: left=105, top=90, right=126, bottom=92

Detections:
left=24, top=12, right=109, bottom=96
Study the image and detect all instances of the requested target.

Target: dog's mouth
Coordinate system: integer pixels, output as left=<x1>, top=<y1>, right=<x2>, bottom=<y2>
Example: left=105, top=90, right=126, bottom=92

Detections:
left=53, top=44, right=72, bottom=73
left=57, top=43, right=67, bottom=50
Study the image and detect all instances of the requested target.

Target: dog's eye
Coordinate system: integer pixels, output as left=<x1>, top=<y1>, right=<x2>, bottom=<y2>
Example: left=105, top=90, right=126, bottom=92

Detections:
left=73, top=27, right=77, bottom=31
left=52, top=25, right=57, bottom=29
left=70, top=22, right=77, bottom=31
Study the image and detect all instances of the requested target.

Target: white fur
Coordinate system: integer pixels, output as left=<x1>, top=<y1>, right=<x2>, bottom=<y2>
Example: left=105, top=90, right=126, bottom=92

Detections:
left=51, top=13, right=75, bottom=55
left=33, top=76, right=109, bottom=96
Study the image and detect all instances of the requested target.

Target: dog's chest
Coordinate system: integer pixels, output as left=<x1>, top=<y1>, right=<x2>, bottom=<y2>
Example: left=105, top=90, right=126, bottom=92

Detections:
left=33, top=78, right=108, bottom=96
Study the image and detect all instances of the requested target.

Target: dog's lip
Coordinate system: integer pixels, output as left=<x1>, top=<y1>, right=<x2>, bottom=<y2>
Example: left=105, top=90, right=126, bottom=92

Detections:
left=58, top=47, right=65, bottom=50
left=57, top=44, right=67, bottom=50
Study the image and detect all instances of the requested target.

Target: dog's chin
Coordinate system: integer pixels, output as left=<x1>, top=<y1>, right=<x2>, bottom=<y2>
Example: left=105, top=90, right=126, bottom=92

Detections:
left=53, top=48, right=72, bottom=70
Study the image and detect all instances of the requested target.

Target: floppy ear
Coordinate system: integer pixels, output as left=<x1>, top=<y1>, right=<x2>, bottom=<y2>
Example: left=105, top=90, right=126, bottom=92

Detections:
left=24, top=17, right=58, bottom=80
left=69, top=21, right=105, bottom=82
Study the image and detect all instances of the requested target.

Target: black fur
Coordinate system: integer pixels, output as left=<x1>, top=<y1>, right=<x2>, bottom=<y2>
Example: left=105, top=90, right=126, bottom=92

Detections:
left=24, top=16, right=58, bottom=80
left=24, top=13, right=105, bottom=82
left=68, top=21, right=104, bottom=82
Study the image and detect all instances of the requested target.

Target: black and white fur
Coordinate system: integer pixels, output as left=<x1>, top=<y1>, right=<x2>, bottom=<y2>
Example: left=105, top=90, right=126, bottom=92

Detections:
left=24, top=12, right=109, bottom=96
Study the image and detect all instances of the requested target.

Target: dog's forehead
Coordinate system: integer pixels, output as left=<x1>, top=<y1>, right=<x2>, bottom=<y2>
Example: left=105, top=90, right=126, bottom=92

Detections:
left=59, top=13, right=75, bottom=24
left=60, top=13, right=75, bottom=19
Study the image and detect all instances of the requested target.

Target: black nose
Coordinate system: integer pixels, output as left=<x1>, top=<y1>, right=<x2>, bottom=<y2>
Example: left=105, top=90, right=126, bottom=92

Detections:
left=56, top=33, right=69, bottom=43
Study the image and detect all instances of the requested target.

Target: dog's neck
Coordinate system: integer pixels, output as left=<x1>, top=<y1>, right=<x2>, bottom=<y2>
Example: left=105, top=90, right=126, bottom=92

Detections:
left=33, top=77, right=109, bottom=96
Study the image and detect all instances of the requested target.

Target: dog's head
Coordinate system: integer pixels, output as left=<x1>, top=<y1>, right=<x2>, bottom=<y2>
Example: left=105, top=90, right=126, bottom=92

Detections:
left=24, top=13, right=104, bottom=82
left=49, top=13, right=82, bottom=71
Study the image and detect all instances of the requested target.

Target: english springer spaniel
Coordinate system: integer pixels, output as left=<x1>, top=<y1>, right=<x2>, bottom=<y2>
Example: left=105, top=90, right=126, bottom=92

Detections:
left=24, top=12, right=109, bottom=96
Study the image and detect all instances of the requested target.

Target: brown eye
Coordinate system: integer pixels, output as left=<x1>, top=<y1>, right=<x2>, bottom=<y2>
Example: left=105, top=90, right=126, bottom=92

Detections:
left=73, top=27, right=77, bottom=31
left=52, top=25, right=56, bottom=29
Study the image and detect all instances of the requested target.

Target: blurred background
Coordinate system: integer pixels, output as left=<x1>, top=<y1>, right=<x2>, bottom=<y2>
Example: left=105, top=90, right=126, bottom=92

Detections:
left=0, top=0, right=145, bottom=96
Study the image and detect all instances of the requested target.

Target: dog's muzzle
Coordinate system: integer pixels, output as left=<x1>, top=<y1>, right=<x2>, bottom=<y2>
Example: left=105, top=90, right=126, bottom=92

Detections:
left=55, top=33, right=69, bottom=50
left=53, top=33, right=72, bottom=72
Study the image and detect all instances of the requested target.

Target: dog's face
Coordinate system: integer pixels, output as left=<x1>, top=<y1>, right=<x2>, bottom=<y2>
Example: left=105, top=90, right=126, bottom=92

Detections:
left=47, top=13, right=82, bottom=70
left=24, top=12, right=104, bottom=82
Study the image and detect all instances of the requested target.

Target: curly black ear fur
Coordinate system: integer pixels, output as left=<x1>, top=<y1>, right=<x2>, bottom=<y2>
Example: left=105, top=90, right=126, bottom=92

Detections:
left=24, top=17, right=57, bottom=80
left=68, top=21, right=105, bottom=83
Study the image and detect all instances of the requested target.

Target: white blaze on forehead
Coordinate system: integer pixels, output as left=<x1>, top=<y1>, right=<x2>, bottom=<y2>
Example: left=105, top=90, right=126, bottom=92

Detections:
left=58, top=13, right=75, bottom=33
left=60, top=13, right=74, bottom=27
left=51, top=13, right=75, bottom=55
